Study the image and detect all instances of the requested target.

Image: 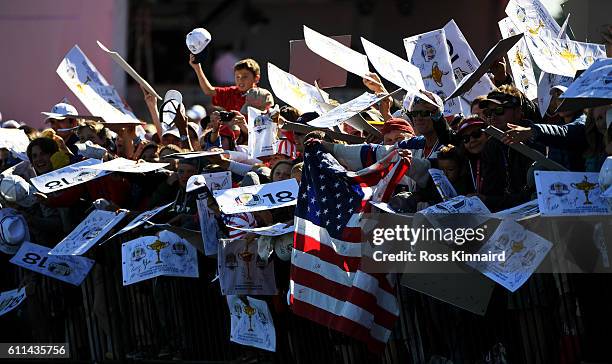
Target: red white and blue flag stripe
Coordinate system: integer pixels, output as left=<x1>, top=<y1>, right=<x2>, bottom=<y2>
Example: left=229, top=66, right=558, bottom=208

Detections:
left=290, top=140, right=409, bottom=352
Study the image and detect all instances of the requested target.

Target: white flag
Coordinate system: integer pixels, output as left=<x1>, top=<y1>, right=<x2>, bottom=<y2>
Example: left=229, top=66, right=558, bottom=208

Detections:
left=498, top=17, right=538, bottom=101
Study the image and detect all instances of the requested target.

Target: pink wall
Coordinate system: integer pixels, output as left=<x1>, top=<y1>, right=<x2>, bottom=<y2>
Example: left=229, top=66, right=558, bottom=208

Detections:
left=0, top=0, right=127, bottom=129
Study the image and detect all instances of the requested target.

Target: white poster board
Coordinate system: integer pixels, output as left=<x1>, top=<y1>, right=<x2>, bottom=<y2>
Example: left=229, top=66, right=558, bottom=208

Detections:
left=10, top=242, right=95, bottom=286
left=225, top=223, right=295, bottom=237
left=56, top=45, right=140, bottom=124
left=534, top=171, right=611, bottom=216
left=247, top=108, right=278, bottom=159
left=428, top=168, right=458, bottom=200
left=267, top=63, right=329, bottom=115
left=303, top=25, right=371, bottom=80
left=307, top=92, right=390, bottom=128
left=360, top=37, right=424, bottom=95
left=213, top=179, right=299, bottom=214
left=97, top=40, right=162, bottom=100
left=442, top=20, right=496, bottom=107
left=121, top=233, right=199, bottom=286
left=505, top=0, right=561, bottom=38
left=49, top=210, right=127, bottom=255
left=218, top=239, right=276, bottom=295
left=227, top=295, right=276, bottom=352
left=404, top=29, right=462, bottom=116
left=30, top=158, right=111, bottom=194
left=107, top=202, right=174, bottom=240
left=498, top=17, right=538, bottom=101
left=0, top=129, right=30, bottom=161
left=0, top=288, right=27, bottom=317
left=83, top=157, right=168, bottom=173
left=493, top=199, right=540, bottom=221
left=560, top=59, right=612, bottom=100
left=468, top=219, right=552, bottom=292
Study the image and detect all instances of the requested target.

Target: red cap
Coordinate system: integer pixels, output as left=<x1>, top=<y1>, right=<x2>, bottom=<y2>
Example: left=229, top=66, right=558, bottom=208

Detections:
left=457, top=117, right=486, bottom=135
left=219, top=125, right=238, bottom=141
left=381, top=118, right=415, bottom=136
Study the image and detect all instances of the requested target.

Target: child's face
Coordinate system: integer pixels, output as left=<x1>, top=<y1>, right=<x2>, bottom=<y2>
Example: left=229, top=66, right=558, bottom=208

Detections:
left=438, top=159, right=459, bottom=183
left=234, top=69, right=258, bottom=93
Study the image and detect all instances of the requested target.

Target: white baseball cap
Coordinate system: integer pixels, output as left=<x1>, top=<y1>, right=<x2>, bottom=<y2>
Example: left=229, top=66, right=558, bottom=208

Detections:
left=273, top=233, right=294, bottom=261
left=187, top=105, right=207, bottom=121
left=162, top=127, right=181, bottom=139
left=42, top=102, right=78, bottom=121
left=0, top=174, right=37, bottom=207
left=0, top=208, right=30, bottom=255
left=75, top=141, right=108, bottom=159
left=1, top=120, right=21, bottom=129
left=186, top=28, right=212, bottom=55
left=161, top=90, right=185, bottom=127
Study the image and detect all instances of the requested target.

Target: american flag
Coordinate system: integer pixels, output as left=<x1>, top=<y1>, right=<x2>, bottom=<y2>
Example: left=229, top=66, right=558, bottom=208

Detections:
left=290, top=140, right=409, bottom=352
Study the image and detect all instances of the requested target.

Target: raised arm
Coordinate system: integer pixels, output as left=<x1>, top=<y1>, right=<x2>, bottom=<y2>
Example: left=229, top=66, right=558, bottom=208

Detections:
left=189, top=54, right=217, bottom=97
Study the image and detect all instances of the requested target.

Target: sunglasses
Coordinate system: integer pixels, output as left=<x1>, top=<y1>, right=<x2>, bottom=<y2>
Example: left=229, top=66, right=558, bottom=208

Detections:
left=482, top=106, right=512, bottom=117
left=407, top=110, right=437, bottom=118
left=461, top=129, right=485, bottom=143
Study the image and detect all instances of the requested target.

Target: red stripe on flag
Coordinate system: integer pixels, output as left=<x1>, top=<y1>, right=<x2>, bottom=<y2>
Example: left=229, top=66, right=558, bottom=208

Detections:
left=290, top=296, right=387, bottom=353
left=294, top=233, right=361, bottom=272
left=291, top=265, right=398, bottom=330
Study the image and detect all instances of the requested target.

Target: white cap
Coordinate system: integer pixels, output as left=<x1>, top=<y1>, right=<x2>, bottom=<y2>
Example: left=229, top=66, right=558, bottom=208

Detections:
left=186, top=28, right=212, bottom=55
left=0, top=208, right=30, bottom=255
left=161, top=90, right=185, bottom=126
left=162, top=127, right=181, bottom=139
left=273, top=234, right=293, bottom=261
left=42, top=102, right=78, bottom=121
left=1, top=120, right=21, bottom=129
left=187, top=105, right=207, bottom=121
left=0, top=174, right=37, bottom=207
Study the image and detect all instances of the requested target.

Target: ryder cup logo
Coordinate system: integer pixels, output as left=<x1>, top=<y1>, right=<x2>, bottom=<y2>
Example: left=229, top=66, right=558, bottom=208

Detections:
left=235, top=193, right=262, bottom=207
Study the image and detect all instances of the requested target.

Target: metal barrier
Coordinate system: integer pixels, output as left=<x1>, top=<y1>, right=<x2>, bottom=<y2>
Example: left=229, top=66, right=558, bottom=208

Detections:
left=4, top=229, right=610, bottom=363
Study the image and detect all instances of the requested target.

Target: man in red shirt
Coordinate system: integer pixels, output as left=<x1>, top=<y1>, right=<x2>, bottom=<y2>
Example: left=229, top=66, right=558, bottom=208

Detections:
left=189, top=55, right=260, bottom=113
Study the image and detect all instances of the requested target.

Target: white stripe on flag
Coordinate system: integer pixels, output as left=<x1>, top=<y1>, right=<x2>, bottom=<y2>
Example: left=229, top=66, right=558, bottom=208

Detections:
left=295, top=216, right=362, bottom=257
left=292, top=249, right=355, bottom=286
left=290, top=281, right=392, bottom=343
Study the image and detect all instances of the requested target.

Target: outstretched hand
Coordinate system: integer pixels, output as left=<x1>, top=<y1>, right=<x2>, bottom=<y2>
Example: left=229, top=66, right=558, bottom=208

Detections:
left=502, top=123, right=533, bottom=145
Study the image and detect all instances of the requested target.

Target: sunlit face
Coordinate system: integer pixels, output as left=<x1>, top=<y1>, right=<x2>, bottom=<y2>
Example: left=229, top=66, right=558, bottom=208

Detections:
left=437, top=159, right=460, bottom=183
left=461, top=125, right=488, bottom=155
left=383, top=130, right=412, bottom=145
left=177, top=163, right=197, bottom=188
left=30, top=145, right=54, bottom=174
left=272, top=163, right=292, bottom=182
left=410, top=103, right=438, bottom=135
left=47, top=118, right=77, bottom=139
left=77, top=127, right=105, bottom=146
left=234, top=69, right=259, bottom=93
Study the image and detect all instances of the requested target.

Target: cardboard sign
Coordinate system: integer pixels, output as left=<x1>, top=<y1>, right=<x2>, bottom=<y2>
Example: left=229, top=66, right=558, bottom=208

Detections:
left=187, top=172, right=231, bottom=193
left=83, top=157, right=168, bottom=173
left=467, top=219, right=552, bottom=292
left=428, top=168, right=458, bottom=201
left=225, top=223, right=294, bottom=237
left=401, top=274, right=494, bottom=315
left=537, top=72, right=573, bottom=117
left=121, top=232, right=199, bottom=286
left=498, top=17, right=538, bottom=101
left=524, top=35, right=605, bottom=78
left=558, top=58, right=612, bottom=111
left=505, top=0, right=561, bottom=38
left=49, top=210, right=127, bottom=255
left=267, top=63, right=329, bottom=115
left=360, top=37, right=424, bottom=95
left=163, top=151, right=224, bottom=160
left=247, top=108, right=277, bottom=159
left=534, top=171, right=611, bottom=216
left=97, top=40, right=161, bottom=100
left=0, top=129, right=30, bottom=161
left=227, top=295, right=276, bottom=352
left=446, top=34, right=523, bottom=101
left=493, top=199, right=540, bottom=221
left=10, top=242, right=95, bottom=286
left=106, top=202, right=173, bottom=241
left=290, top=35, right=350, bottom=89
left=404, top=29, right=461, bottom=115
left=30, top=158, right=111, bottom=194
left=196, top=192, right=220, bottom=256
left=0, top=288, right=27, bottom=317
left=218, top=239, right=276, bottom=295
left=213, top=179, right=299, bottom=214
left=56, top=45, right=140, bottom=124
left=302, top=26, right=372, bottom=82
left=420, top=195, right=490, bottom=215
left=307, top=92, right=393, bottom=128
left=442, top=20, right=496, bottom=107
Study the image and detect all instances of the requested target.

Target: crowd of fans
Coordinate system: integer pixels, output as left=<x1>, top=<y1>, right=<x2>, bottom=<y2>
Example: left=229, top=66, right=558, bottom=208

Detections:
left=0, top=25, right=611, bottom=361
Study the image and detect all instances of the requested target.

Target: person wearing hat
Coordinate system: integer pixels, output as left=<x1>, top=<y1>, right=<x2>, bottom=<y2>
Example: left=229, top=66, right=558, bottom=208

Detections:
left=381, top=118, right=415, bottom=145
left=41, top=101, right=80, bottom=155
left=0, top=208, right=30, bottom=255
left=455, top=115, right=509, bottom=211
